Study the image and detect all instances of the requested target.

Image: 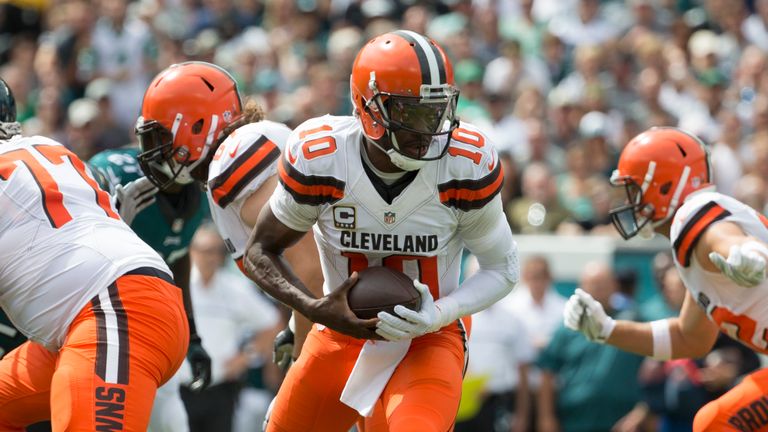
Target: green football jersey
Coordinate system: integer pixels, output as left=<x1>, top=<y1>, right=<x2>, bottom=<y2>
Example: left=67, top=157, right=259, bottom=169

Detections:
left=0, top=310, right=26, bottom=358
left=89, top=147, right=209, bottom=264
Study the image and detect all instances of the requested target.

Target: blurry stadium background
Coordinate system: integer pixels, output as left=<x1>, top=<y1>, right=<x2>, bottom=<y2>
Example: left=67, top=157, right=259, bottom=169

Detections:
left=2, top=0, right=767, bottom=430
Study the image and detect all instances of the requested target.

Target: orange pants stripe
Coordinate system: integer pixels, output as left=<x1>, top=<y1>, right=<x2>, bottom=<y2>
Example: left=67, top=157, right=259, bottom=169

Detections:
left=694, top=368, right=768, bottom=431
left=0, top=269, right=188, bottom=431
left=268, top=319, right=468, bottom=432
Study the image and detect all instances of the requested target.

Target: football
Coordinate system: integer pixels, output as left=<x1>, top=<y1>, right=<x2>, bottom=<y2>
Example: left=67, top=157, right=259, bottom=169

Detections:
left=347, top=267, right=422, bottom=320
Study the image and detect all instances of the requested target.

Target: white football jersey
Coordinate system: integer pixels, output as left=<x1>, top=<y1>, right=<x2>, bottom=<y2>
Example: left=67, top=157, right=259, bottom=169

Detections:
left=671, top=190, right=768, bottom=354
left=270, top=115, right=504, bottom=300
left=0, top=136, right=169, bottom=350
left=206, top=121, right=291, bottom=269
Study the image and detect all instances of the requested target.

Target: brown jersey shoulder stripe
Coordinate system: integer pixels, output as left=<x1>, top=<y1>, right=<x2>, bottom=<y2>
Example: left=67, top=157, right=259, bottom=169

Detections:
left=438, top=163, right=503, bottom=210
left=673, top=201, right=731, bottom=267
left=209, top=136, right=280, bottom=208
left=277, top=156, right=345, bottom=205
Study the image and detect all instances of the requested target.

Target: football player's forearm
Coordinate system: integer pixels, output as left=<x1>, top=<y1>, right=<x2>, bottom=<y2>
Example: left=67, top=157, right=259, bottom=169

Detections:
left=246, top=243, right=319, bottom=320
left=605, top=320, right=655, bottom=357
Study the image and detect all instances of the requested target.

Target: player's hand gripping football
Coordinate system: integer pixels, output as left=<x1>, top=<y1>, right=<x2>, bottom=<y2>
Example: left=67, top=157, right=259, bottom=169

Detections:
left=187, top=335, right=212, bottom=392
left=563, top=288, right=615, bottom=343
left=312, top=272, right=381, bottom=340
left=709, top=242, right=768, bottom=288
left=114, top=176, right=158, bottom=225
left=376, top=280, right=442, bottom=342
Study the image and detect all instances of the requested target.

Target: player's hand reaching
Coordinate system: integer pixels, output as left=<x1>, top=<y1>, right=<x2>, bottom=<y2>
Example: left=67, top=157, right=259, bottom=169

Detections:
left=114, top=176, right=158, bottom=225
left=376, top=280, right=442, bottom=342
left=311, top=272, right=382, bottom=340
left=709, top=242, right=768, bottom=287
left=563, top=288, right=615, bottom=343
left=187, top=335, right=212, bottom=392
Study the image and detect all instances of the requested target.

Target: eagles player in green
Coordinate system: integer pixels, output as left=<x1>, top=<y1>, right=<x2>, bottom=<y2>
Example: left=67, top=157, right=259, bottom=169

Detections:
left=89, top=146, right=211, bottom=432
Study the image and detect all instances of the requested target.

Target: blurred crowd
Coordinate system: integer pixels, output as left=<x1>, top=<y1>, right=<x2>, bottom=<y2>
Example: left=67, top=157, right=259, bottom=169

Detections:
left=5, top=0, right=768, bottom=237
left=4, top=0, right=768, bottom=430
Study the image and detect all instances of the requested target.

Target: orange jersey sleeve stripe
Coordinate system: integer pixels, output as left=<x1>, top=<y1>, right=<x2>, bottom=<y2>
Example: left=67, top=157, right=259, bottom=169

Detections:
left=209, top=136, right=281, bottom=208
left=277, top=156, right=345, bottom=205
left=234, top=256, right=247, bottom=276
left=437, top=163, right=503, bottom=210
left=673, top=202, right=731, bottom=267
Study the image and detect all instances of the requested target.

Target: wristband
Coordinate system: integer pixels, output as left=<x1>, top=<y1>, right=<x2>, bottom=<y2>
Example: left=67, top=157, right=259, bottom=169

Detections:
left=600, top=316, right=616, bottom=342
left=651, top=319, right=672, bottom=360
left=433, top=296, right=460, bottom=330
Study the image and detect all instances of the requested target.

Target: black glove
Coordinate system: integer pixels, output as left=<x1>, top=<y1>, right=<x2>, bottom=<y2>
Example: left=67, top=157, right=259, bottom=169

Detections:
left=273, top=326, right=295, bottom=373
left=187, top=335, right=212, bottom=392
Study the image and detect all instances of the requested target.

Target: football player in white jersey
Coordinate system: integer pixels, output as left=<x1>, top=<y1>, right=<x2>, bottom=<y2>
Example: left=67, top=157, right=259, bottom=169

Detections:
left=243, top=30, right=520, bottom=432
left=564, top=127, right=768, bottom=431
left=134, top=62, right=324, bottom=374
left=0, top=78, right=189, bottom=430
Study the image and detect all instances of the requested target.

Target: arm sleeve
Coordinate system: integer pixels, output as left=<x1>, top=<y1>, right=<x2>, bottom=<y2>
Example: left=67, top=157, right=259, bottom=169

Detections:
left=433, top=195, right=520, bottom=326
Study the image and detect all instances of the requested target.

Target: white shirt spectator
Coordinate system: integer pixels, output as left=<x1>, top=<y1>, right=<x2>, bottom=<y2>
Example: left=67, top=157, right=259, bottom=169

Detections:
left=90, top=16, right=154, bottom=130
left=501, top=283, right=566, bottom=388
left=189, top=266, right=279, bottom=386
left=487, top=114, right=528, bottom=159
left=466, top=302, right=536, bottom=394
left=743, top=13, right=768, bottom=52
left=710, top=142, right=744, bottom=197
left=547, top=13, right=620, bottom=47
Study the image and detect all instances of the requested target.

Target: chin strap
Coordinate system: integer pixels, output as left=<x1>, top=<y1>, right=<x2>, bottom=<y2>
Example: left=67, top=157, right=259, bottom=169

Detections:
left=363, top=135, right=426, bottom=172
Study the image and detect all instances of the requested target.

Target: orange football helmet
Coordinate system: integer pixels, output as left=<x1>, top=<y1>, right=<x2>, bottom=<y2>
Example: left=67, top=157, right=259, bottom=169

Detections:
left=136, top=61, right=242, bottom=188
left=609, top=127, right=712, bottom=239
left=350, top=30, right=459, bottom=171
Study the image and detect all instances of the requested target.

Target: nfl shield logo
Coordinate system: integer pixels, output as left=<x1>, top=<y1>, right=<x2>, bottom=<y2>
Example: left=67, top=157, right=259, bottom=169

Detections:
left=384, top=211, right=396, bottom=224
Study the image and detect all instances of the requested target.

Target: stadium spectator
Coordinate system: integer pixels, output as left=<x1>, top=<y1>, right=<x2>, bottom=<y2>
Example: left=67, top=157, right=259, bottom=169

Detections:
left=505, top=256, right=566, bottom=430
left=182, top=224, right=280, bottom=432
left=456, top=257, right=534, bottom=432
left=507, top=162, right=570, bottom=234
left=85, top=0, right=155, bottom=130
left=538, top=261, right=645, bottom=432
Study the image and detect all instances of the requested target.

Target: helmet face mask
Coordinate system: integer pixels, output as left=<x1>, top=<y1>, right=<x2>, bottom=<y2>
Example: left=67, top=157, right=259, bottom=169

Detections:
left=135, top=117, right=193, bottom=190
left=366, top=86, right=459, bottom=166
left=609, top=176, right=655, bottom=240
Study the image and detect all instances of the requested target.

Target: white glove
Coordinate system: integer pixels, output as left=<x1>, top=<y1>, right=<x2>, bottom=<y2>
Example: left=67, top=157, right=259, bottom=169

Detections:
left=709, top=242, right=768, bottom=288
left=114, top=177, right=158, bottom=225
left=563, top=288, right=615, bottom=343
left=376, top=280, right=444, bottom=342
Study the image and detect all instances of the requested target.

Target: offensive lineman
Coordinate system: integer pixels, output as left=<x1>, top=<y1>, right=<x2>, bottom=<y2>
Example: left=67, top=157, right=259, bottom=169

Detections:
left=88, top=144, right=211, bottom=431
left=564, top=127, right=768, bottom=431
left=244, top=30, right=520, bottom=431
left=0, top=78, right=188, bottom=430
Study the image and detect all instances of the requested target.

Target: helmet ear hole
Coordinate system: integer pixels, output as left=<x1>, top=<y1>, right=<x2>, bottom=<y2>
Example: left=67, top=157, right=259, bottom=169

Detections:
left=191, top=119, right=204, bottom=134
left=659, top=181, right=672, bottom=195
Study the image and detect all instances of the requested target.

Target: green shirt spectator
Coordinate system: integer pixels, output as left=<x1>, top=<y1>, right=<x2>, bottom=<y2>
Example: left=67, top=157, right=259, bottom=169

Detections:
left=536, top=314, right=645, bottom=432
